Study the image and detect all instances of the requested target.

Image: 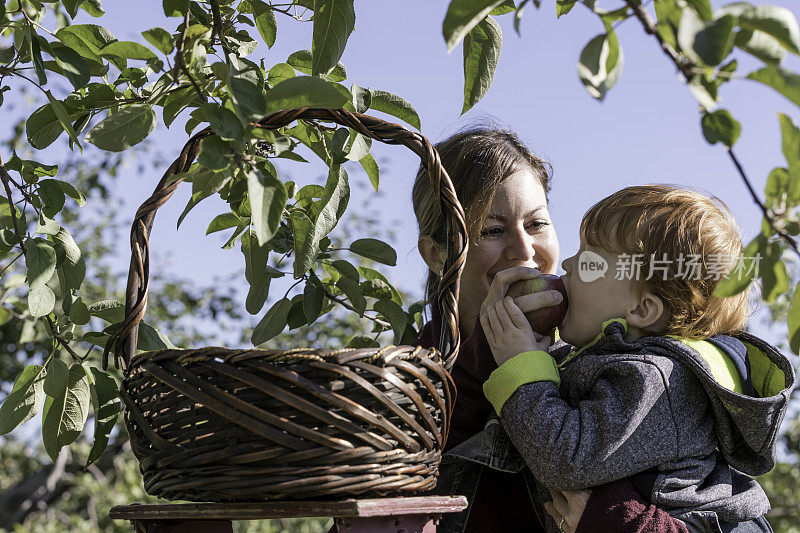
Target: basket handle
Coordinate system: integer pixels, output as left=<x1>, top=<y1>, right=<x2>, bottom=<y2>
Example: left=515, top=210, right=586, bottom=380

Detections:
left=102, top=108, right=468, bottom=373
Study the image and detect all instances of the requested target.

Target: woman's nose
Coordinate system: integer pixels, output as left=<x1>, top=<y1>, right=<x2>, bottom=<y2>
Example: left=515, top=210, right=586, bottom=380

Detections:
left=506, top=228, right=535, bottom=262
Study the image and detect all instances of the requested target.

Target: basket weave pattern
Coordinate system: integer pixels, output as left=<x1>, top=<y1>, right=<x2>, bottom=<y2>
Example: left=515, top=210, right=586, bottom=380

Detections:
left=104, top=109, right=468, bottom=502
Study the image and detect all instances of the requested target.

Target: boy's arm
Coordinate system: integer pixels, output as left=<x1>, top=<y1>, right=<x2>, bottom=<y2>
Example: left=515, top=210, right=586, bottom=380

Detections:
left=484, top=351, right=680, bottom=491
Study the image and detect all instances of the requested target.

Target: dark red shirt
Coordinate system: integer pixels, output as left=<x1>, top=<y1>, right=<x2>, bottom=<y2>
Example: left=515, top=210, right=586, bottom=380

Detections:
left=417, top=304, right=689, bottom=533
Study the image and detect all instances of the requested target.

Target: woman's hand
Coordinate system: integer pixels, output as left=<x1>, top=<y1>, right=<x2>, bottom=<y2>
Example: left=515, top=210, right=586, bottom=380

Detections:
left=544, top=488, right=591, bottom=533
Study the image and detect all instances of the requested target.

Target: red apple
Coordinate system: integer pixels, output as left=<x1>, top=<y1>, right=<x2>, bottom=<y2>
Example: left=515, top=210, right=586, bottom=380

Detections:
left=506, top=274, right=569, bottom=333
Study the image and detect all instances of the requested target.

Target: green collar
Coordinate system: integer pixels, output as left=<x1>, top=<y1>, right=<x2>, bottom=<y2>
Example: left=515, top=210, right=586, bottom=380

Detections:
left=559, top=318, right=628, bottom=368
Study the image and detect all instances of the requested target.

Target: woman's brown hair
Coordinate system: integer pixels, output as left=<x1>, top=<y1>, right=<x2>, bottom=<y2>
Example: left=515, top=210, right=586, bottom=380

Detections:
left=412, top=128, right=552, bottom=303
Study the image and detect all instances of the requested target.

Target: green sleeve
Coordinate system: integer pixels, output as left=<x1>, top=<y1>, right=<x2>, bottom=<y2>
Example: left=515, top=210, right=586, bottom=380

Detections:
left=483, top=350, right=561, bottom=416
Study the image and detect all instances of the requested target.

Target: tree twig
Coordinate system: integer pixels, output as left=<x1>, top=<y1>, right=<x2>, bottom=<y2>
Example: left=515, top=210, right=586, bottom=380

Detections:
left=727, top=149, right=800, bottom=255
left=0, top=153, right=27, bottom=256
left=173, top=11, right=206, bottom=103
left=622, top=0, right=800, bottom=259
left=318, top=282, right=391, bottom=329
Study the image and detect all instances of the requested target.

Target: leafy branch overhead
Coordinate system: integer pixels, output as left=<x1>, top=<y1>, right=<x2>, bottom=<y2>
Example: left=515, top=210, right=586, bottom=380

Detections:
left=442, top=0, right=800, bottom=355
left=0, top=0, right=424, bottom=465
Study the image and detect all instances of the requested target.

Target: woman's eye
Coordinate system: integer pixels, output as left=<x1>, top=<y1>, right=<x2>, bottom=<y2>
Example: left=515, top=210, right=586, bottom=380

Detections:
left=526, top=220, right=549, bottom=231
left=480, top=226, right=504, bottom=237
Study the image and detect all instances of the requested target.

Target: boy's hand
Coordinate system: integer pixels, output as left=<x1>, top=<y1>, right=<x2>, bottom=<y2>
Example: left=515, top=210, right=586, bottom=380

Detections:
left=481, top=296, right=551, bottom=366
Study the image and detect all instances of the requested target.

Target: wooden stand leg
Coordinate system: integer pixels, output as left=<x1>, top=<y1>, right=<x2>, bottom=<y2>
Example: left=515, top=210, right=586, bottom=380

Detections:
left=333, top=514, right=441, bottom=533
left=131, top=519, right=234, bottom=532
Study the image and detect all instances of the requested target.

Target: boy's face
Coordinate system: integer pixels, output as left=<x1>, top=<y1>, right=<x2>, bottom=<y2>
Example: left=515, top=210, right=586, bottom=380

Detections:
left=558, top=240, right=641, bottom=347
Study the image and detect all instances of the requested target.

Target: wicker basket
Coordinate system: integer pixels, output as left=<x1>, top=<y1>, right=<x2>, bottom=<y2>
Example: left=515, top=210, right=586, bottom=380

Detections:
left=102, top=109, right=468, bottom=502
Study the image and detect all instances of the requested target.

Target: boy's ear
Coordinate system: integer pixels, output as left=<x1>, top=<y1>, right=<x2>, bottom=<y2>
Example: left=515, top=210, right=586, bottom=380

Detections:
left=418, top=236, right=445, bottom=274
left=626, top=290, right=666, bottom=332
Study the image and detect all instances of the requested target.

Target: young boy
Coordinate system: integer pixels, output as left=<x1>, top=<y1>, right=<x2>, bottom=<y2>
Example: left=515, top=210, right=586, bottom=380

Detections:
left=480, top=185, right=794, bottom=532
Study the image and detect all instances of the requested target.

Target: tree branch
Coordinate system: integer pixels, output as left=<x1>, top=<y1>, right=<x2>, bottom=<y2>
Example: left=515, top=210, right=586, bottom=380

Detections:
left=172, top=11, right=206, bottom=103
left=622, top=0, right=800, bottom=259
left=0, top=153, right=27, bottom=256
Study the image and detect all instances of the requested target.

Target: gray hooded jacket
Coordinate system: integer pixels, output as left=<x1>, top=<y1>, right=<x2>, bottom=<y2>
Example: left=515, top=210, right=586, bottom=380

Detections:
left=483, top=319, right=795, bottom=522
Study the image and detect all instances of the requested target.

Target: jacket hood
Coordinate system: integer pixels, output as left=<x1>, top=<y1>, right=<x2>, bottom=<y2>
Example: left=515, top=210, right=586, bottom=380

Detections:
left=593, top=319, right=795, bottom=476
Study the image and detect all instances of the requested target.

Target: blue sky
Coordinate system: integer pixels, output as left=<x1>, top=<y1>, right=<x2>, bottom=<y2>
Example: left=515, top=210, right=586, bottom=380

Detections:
left=5, top=1, right=800, bottom=345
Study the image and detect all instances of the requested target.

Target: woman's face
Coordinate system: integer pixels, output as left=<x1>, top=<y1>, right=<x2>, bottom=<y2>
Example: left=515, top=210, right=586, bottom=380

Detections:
left=458, top=168, right=559, bottom=333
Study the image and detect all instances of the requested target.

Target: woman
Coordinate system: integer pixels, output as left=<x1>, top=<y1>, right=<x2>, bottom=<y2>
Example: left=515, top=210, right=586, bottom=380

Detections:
left=412, top=129, right=689, bottom=533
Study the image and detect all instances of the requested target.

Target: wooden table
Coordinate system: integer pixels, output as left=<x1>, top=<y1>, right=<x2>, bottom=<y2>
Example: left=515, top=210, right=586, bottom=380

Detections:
left=109, top=496, right=469, bottom=533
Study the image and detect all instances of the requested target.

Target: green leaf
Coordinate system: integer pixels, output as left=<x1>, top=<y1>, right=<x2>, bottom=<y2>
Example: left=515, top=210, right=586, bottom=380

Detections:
left=268, top=62, right=295, bottom=86
left=228, top=56, right=267, bottom=122
left=197, top=136, right=231, bottom=170
left=351, top=84, right=371, bottom=113
left=86, top=105, right=157, bottom=152
left=250, top=0, right=277, bottom=48
left=68, top=297, right=90, bottom=325
left=361, top=278, right=395, bottom=301
left=313, top=165, right=349, bottom=246
left=55, top=24, right=122, bottom=69
left=63, top=0, right=85, bottom=18
left=748, top=66, right=800, bottom=109
left=80, top=0, right=105, bottom=17
left=291, top=210, right=316, bottom=278
left=735, top=29, right=786, bottom=65
left=736, top=5, right=800, bottom=55
left=789, top=284, right=800, bottom=354
left=204, top=104, right=244, bottom=140
left=26, top=103, right=72, bottom=150
left=556, top=0, right=578, bottom=18
left=287, top=49, right=347, bottom=82
left=241, top=230, right=273, bottom=315
left=374, top=299, right=407, bottom=344
left=29, top=284, right=55, bottom=317
left=265, top=76, right=350, bottom=113
left=346, top=335, right=379, bottom=348
left=163, top=0, right=189, bottom=16
left=349, top=238, right=397, bottom=266
left=50, top=42, right=91, bottom=88
left=247, top=164, right=287, bottom=247
left=578, top=32, right=624, bottom=101
left=462, top=16, right=502, bottom=114
left=85, top=367, right=120, bottom=466
left=359, top=153, right=380, bottom=192
left=206, top=212, right=241, bottom=234
left=713, top=233, right=765, bottom=297
left=760, top=243, right=789, bottom=303
left=336, top=275, right=365, bottom=314
left=45, top=91, right=81, bottom=151
left=358, top=266, right=402, bottom=304
left=162, top=86, right=199, bottom=128
left=42, top=362, right=90, bottom=461
left=137, top=322, right=176, bottom=352
left=52, top=227, right=86, bottom=290
left=142, top=27, right=174, bottom=55
left=490, top=0, right=516, bottom=16
left=87, top=299, right=125, bottom=323
left=701, top=109, right=741, bottom=147
left=311, top=0, right=355, bottom=77
left=251, top=297, right=291, bottom=345
left=0, top=365, right=46, bottom=435
left=369, top=90, right=421, bottom=130
left=27, top=27, right=47, bottom=85
left=677, top=11, right=735, bottom=66
left=331, top=258, right=360, bottom=280
left=779, top=113, right=800, bottom=165
left=39, top=179, right=65, bottom=218
left=36, top=213, right=61, bottom=236
left=303, top=273, right=325, bottom=323
left=99, top=40, right=158, bottom=61
left=443, top=0, right=506, bottom=52
left=25, top=237, right=57, bottom=288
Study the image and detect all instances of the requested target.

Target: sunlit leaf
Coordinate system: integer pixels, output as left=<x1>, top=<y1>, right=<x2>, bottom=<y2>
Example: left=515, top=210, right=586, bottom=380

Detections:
left=462, top=16, right=502, bottom=114
left=311, top=0, right=355, bottom=76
